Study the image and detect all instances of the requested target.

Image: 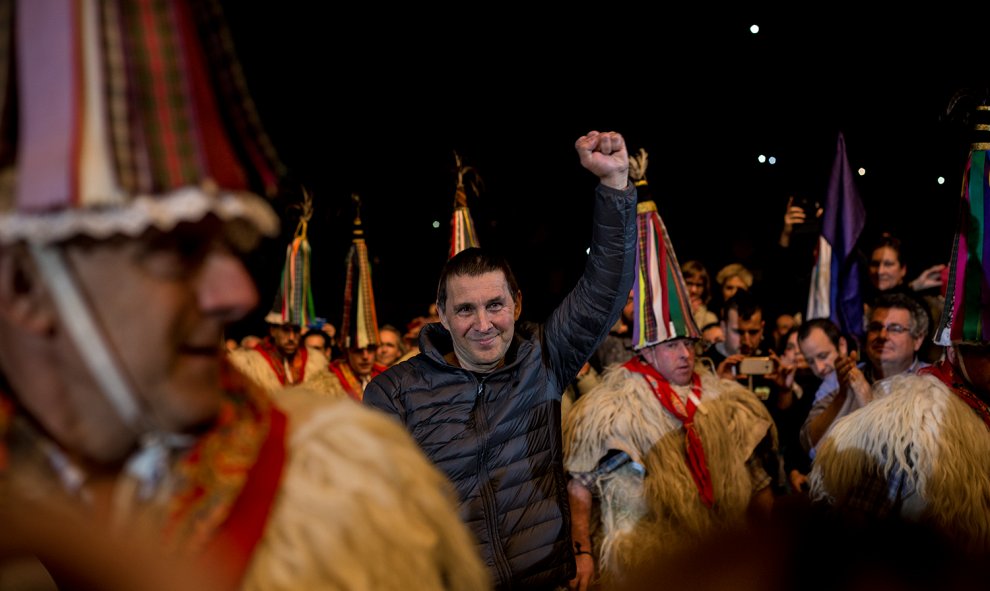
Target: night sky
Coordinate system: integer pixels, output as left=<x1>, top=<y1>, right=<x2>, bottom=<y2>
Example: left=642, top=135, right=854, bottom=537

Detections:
left=219, top=6, right=990, bottom=338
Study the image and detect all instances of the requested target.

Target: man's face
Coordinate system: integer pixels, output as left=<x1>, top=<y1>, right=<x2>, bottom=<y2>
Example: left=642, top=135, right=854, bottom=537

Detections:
left=723, top=309, right=763, bottom=355
left=347, top=346, right=377, bottom=377
left=270, top=323, right=301, bottom=358
left=376, top=329, right=403, bottom=366
left=866, top=307, right=922, bottom=370
left=23, top=219, right=258, bottom=460
left=645, top=338, right=696, bottom=386
left=303, top=333, right=327, bottom=357
left=438, top=270, right=520, bottom=372
left=799, top=327, right=839, bottom=379
left=869, top=247, right=907, bottom=291
left=954, top=343, right=990, bottom=396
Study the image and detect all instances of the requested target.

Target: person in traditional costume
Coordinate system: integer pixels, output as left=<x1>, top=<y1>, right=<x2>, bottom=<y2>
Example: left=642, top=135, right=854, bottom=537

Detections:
left=0, top=2, right=488, bottom=589
left=563, top=159, right=777, bottom=590
left=809, top=98, right=990, bottom=556
left=228, top=193, right=335, bottom=396
left=324, top=196, right=388, bottom=401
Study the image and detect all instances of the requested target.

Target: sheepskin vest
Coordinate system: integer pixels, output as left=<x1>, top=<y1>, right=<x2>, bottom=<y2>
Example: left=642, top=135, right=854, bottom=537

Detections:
left=810, top=373, right=990, bottom=555
left=564, top=367, right=775, bottom=584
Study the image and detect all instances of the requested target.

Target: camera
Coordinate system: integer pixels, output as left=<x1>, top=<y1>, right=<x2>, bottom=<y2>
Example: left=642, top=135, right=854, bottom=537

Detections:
left=738, top=356, right=774, bottom=375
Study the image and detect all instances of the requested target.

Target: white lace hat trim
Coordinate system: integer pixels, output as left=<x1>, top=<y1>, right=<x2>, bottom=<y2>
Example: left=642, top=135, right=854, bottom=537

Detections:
left=0, top=187, right=279, bottom=245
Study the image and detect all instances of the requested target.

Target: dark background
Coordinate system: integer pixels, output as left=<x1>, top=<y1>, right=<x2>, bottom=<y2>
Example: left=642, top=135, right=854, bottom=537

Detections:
left=220, top=6, right=989, bottom=339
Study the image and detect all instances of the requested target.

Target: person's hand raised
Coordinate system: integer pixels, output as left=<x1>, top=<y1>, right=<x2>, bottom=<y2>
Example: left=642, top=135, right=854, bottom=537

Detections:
left=575, top=131, right=629, bottom=190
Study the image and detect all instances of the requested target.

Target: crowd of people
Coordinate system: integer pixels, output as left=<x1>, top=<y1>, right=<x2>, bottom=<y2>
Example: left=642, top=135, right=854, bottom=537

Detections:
left=2, top=3, right=990, bottom=591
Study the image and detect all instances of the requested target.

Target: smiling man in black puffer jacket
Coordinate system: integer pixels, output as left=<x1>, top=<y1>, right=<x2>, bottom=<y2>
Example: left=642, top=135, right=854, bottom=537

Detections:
left=364, top=131, right=637, bottom=590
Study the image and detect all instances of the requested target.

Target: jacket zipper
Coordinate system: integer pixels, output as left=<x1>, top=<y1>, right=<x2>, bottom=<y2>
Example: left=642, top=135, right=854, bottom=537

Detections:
left=473, top=376, right=512, bottom=586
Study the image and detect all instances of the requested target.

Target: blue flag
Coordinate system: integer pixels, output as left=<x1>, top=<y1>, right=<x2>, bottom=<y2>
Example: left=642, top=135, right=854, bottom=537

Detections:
left=807, top=132, right=867, bottom=339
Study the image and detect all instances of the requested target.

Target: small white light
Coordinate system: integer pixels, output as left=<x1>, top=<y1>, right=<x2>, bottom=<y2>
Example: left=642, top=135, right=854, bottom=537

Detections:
left=586, top=247, right=591, bottom=255
left=757, top=154, right=766, bottom=163
left=937, top=176, right=945, bottom=185
left=768, top=156, right=777, bottom=165
left=432, top=220, right=440, bottom=229
left=750, top=24, right=760, bottom=34
left=857, top=167, right=866, bottom=176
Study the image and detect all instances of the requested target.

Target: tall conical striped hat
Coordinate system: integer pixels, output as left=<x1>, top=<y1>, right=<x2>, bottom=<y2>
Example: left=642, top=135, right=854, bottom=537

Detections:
left=936, top=102, right=990, bottom=345
left=0, top=0, right=283, bottom=244
left=340, top=194, right=380, bottom=350
left=266, top=190, right=316, bottom=327
left=450, top=151, right=481, bottom=258
left=628, top=149, right=701, bottom=349
left=0, top=0, right=284, bottom=432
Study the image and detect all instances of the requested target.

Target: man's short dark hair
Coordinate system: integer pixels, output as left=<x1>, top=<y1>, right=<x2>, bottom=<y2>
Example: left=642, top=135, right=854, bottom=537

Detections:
left=436, top=247, right=520, bottom=311
left=798, top=318, right=842, bottom=348
left=871, top=292, right=929, bottom=338
left=302, top=329, right=329, bottom=349
left=720, top=289, right=762, bottom=323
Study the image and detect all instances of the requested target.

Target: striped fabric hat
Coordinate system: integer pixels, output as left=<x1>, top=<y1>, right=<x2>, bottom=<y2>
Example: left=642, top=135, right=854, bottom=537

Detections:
left=0, top=0, right=283, bottom=244
left=935, top=104, right=990, bottom=346
left=339, top=194, right=380, bottom=351
left=628, top=149, right=700, bottom=350
left=265, top=191, right=316, bottom=327
left=449, top=151, right=481, bottom=258
left=0, top=0, right=284, bottom=433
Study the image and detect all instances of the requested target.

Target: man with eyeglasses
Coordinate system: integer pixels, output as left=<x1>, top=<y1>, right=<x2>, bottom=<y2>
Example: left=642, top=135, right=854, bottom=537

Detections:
left=808, top=117, right=990, bottom=552
left=799, top=292, right=930, bottom=458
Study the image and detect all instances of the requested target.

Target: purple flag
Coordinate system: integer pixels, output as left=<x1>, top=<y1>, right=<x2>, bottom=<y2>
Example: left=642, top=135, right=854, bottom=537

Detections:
left=807, top=132, right=867, bottom=339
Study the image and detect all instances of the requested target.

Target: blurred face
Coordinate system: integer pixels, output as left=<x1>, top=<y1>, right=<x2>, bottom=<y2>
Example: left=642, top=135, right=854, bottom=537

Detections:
left=702, top=324, right=724, bottom=345
left=724, top=309, right=763, bottom=355
left=684, top=274, right=705, bottom=308
left=10, top=218, right=258, bottom=462
left=644, top=338, right=696, bottom=386
left=622, top=290, right=635, bottom=322
left=347, top=346, right=377, bottom=377
left=303, top=333, right=327, bottom=357
left=376, top=329, right=403, bottom=366
left=270, top=323, right=301, bottom=358
left=775, top=314, right=796, bottom=338
left=866, top=307, right=922, bottom=371
left=782, top=331, right=808, bottom=369
left=438, top=270, right=521, bottom=373
left=954, top=343, right=990, bottom=396
left=798, top=327, right=839, bottom=379
left=869, top=247, right=907, bottom=291
left=722, top=276, right=748, bottom=301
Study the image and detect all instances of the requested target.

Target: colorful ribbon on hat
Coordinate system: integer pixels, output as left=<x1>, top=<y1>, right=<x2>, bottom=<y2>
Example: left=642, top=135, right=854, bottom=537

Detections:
left=13, top=0, right=283, bottom=214
left=936, top=107, right=990, bottom=345
left=632, top=200, right=700, bottom=350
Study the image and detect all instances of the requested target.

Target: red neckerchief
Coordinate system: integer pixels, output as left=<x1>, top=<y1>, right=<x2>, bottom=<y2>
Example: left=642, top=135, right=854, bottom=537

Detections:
left=165, top=360, right=287, bottom=589
left=624, top=356, right=714, bottom=507
left=253, top=339, right=308, bottom=385
left=920, top=360, right=990, bottom=431
left=329, top=360, right=386, bottom=402
left=0, top=361, right=286, bottom=590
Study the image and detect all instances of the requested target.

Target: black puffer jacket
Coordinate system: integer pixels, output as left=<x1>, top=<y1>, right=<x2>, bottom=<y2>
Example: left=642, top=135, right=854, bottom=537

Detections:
left=365, top=184, right=636, bottom=589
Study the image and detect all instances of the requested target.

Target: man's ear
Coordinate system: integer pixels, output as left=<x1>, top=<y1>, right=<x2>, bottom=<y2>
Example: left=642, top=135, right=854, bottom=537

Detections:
left=437, top=301, right=450, bottom=330
left=0, top=245, right=56, bottom=335
left=838, top=336, right=848, bottom=357
left=513, top=291, right=522, bottom=322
